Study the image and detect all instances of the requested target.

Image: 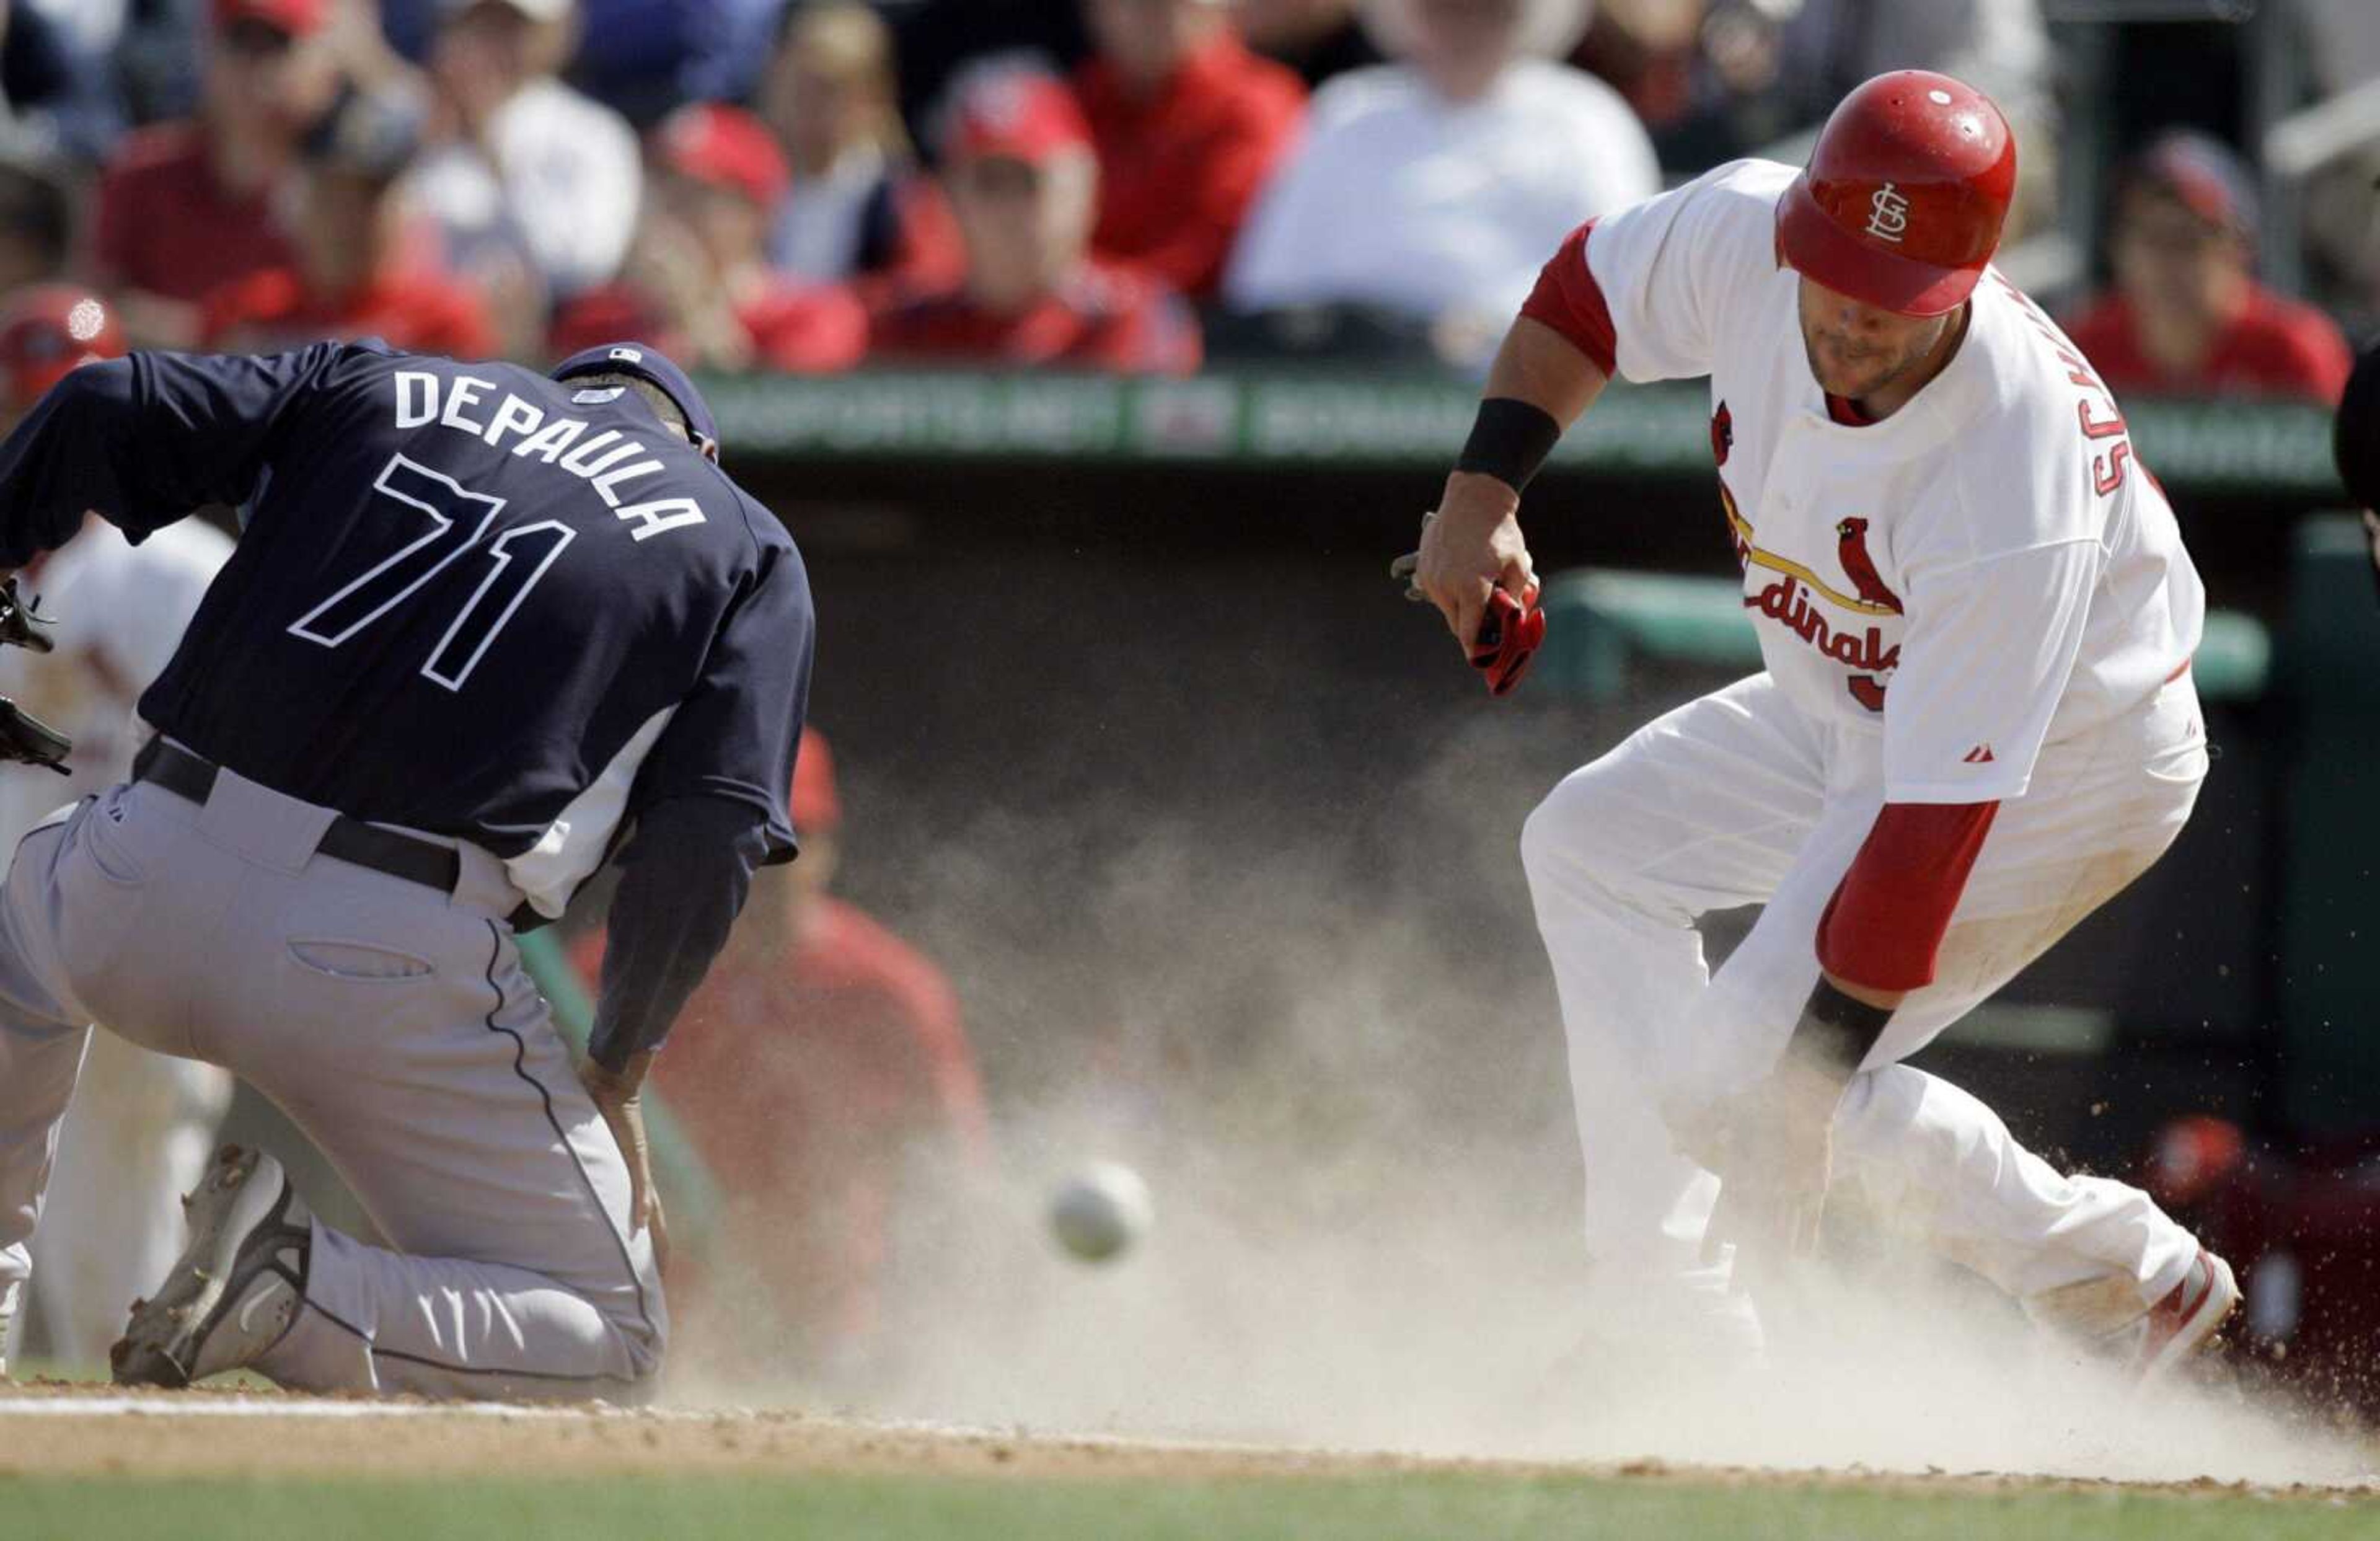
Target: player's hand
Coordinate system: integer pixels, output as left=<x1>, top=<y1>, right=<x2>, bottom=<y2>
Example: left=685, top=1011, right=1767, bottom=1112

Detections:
left=1671, top=1057, right=1842, bottom=1277
left=1416, top=472, right=1535, bottom=653
left=581, top=1051, right=671, bottom=1276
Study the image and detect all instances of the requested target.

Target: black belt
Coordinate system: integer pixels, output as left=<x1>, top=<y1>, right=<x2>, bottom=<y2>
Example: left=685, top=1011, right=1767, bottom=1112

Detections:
left=133, top=740, right=462, bottom=895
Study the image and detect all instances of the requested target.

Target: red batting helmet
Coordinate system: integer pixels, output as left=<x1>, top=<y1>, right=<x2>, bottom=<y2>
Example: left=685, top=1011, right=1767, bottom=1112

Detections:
left=1775, top=70, right=2016, bottom=317
left=0, top=286, right=123, bottom=414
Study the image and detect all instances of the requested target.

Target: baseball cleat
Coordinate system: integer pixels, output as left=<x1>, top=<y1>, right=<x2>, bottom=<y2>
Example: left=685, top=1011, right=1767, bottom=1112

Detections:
left=2131, top=1247, right=2239, bottom=1384
left=111, top=1145, right=311, bottom=1389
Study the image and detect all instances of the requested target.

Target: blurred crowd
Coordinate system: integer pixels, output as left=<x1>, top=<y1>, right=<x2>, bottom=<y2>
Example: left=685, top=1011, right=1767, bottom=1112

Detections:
left=0, top=0, right=2366, bottom=393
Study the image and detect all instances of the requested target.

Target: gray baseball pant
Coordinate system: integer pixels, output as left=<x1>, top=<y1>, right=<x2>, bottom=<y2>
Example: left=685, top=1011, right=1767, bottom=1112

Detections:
left=0, top=768, right=665, bottom=1400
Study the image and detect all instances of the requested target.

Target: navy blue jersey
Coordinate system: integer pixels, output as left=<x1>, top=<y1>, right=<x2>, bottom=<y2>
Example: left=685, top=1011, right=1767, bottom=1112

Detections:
left=0, top=342, right=812, bottom=916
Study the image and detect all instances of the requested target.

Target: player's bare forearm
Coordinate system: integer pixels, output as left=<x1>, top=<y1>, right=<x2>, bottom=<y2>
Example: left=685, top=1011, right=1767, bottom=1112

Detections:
left=1417, top=322, right=1611, bottom=649
left=1434, top=322, right=1613, bottom=521
left=1481, top=315, right=1611, bottom=431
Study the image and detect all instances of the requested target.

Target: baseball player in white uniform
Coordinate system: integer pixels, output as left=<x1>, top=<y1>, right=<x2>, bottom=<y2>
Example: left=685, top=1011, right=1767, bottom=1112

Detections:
left=1411, top=71, right=2238, bottom=1372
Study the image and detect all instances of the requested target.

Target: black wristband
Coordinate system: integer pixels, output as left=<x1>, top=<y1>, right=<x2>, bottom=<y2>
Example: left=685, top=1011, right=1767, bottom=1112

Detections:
left=1790, top=978, right=1897, bottom=1080
left=1454, top=397, right=1562, bottom=492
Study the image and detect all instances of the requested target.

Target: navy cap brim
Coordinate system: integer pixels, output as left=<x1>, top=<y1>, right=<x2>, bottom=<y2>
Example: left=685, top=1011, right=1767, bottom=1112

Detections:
left=550, top=342, right=719, bottom=456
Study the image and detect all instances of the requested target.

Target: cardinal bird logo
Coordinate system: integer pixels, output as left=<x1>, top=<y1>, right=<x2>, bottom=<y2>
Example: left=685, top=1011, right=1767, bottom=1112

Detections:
left=1835, top=518, right=1902, bottom=613
left=1711, top=402, right=1733, bottom=467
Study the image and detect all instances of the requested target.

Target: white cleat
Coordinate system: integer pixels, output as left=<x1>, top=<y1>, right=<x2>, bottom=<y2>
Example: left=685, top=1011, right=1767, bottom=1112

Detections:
left=111, top=1145, right=311, bottom=1389
left=2131, top=1247, right=2241, bottom=1385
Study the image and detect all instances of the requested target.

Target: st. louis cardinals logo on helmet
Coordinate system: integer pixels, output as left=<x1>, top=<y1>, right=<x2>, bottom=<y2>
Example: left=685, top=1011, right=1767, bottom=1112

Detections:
left=1864, top=183, right=1911, bottom=243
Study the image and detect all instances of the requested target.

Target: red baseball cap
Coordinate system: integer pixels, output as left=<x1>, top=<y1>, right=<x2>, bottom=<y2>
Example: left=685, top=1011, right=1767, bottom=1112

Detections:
left=214, top=0, right=328, bottom=37
left=943, top=70, right=1091, bottom=166
left=791, top=728, right=840, bottom=834
left=658, top=104, right=790, bottom=209
left=0, top=287, right=122, bottom=414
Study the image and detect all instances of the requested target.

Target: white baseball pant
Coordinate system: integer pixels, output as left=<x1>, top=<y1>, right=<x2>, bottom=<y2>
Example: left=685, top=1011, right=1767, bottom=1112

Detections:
left=1522, top=670, right=2207, bottom=1335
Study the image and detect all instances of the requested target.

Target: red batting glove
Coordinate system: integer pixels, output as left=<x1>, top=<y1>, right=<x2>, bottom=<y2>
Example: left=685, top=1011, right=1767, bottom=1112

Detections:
left=1469, top=583, right=1546, bottom=697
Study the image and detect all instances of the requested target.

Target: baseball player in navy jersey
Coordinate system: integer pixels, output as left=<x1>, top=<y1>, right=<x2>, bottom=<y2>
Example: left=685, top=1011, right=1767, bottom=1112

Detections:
left=0, top=337, right=813, bottom=1399
left=1411, top=72, right=2238, bottom=1374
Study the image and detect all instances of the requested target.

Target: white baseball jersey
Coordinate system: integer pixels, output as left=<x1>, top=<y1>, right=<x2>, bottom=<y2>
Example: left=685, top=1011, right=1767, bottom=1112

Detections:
left=1576, top=159, right=2204, bottom=804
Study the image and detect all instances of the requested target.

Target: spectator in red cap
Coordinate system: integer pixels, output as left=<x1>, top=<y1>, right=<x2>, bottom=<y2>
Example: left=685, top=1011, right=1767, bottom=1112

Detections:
left=865, top=66, right=1201, bottom=373
left=2064, top=130, right=2353, bottom=405
left=571, top=728, right=992, bottom=1382
left=201, top=82, right=498, bottom=357
left=756, top=2, right=960, bottom=287
left=1075, top=0, right=1305, bottom=301
left=554, top=104, right=865, bottom=372
left=90, top=0, right=336, bottom=346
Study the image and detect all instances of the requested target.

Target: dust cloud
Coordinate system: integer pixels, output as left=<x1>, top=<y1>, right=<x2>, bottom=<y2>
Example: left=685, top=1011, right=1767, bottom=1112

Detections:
left=673, top=718, right=2373, bottom=1490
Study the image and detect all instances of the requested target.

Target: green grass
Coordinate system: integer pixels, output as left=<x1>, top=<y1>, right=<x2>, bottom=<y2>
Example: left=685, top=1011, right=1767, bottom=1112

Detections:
left=3, top=1473, right=2371, bottom=1541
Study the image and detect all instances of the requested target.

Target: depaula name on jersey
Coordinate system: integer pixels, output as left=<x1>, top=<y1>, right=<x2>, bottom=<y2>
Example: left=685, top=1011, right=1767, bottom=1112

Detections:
left=393, top=372, right=706, bottom=543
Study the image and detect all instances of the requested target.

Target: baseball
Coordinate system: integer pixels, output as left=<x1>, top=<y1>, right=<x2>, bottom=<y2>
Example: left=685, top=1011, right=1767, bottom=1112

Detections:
left=1048, top=1162, right=1153, bottom=1263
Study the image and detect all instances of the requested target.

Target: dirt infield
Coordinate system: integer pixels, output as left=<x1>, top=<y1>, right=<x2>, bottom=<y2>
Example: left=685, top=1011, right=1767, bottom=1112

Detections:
left=4, top=1382, right=2373, bottom=1504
